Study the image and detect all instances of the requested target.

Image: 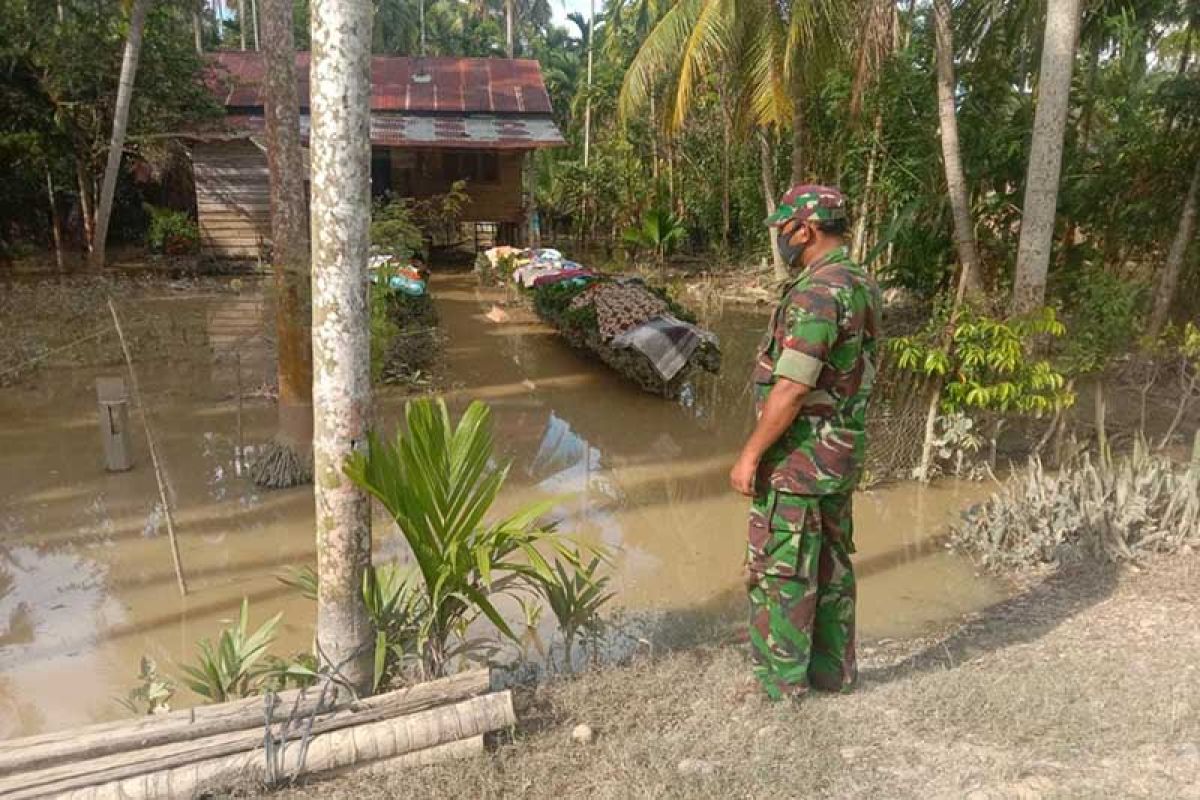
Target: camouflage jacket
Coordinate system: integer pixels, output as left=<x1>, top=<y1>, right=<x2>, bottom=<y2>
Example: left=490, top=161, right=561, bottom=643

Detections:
left=753, top=246, right=882, bottom=495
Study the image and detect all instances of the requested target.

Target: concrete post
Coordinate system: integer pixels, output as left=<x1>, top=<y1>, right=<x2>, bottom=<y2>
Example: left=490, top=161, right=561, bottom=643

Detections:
left=97, top=377, right=134, bottom=471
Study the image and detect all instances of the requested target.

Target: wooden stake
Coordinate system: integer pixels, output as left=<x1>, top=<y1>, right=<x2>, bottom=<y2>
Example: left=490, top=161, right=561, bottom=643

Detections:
left=235, top=350, right=244, bottom=475
left=107, top=297, right=188, bottom=597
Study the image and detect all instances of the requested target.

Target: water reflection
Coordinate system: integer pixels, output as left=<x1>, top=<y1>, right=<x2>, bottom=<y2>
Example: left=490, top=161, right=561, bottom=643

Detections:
left=0, top=273, right=1003, bottom=738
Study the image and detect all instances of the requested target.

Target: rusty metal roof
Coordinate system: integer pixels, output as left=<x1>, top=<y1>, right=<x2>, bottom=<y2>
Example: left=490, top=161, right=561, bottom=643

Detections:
left=225, top=112, right=564, bottom=150
left=210, top=52, right=554, bottom=115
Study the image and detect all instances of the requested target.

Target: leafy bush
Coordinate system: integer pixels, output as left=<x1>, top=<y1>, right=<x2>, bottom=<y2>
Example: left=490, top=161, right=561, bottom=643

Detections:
left=118, top=656, right=175, bottom=716
left=622, top=208, right=686, bottom=264
left=344, top=398, right=590, bottom=678
left=892, top=305, right=1075, bottom=417
left=952, top=439, right=1200, bottom=571
left=178, top=599, right=282, bottom=702
left=144, top=205, right=199, bottom=255
left=370, top=196, right=425, bottom=261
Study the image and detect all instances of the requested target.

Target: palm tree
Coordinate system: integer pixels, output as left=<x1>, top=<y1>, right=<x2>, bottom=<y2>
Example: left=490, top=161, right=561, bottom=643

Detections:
left=1010, top=0, right=1083, bottom=315
left=310, top=0, right=374, bottom=695
left=251, top=0, right=314, bottom=490
left=90, top=0, right=150, bottom=268
left=933, top=0, right=983, bottom=297
left=618, top=0, right=848, bottom=259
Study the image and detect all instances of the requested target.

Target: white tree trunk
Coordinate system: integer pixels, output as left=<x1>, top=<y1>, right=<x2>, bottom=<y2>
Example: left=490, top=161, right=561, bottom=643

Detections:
left=583, top=0, right=594, bottom=168
left=193, top=7, right=203, bottom=54
left=758, top=129, right=787, bottom=280
left=1146, top=154, right=1200, bottom=340
left=933, top=0, right=983, bottom=297
left=1010, top=0, right=1082, bottom=315
left=310, top=0, right=374, bottom=695
left=238, top=0, right=247, bottom=49
left=76, top=159, right=95, bottom=254
left=505, top=0, right=515, bottom=58
left=46, top=169, right=64, bottom=270
left=251, top=0, right=260, bottom=49
left=90, top=0, right=150, bottom=269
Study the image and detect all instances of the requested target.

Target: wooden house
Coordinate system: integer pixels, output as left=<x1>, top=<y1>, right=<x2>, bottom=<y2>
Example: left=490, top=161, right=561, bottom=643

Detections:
left=189, top=53, right=564, bottom=259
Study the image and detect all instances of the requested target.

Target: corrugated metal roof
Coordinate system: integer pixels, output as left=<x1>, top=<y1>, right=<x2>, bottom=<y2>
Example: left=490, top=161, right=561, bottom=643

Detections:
left=210, top=52, right=554, bottom=115
left=226, top=113, right=565, bottom=149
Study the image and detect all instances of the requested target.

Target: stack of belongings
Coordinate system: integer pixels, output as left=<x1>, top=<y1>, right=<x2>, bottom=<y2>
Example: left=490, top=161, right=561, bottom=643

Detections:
left=370, top=253, right=429, bottom=297
left=491, top=249, right=720, bottom=397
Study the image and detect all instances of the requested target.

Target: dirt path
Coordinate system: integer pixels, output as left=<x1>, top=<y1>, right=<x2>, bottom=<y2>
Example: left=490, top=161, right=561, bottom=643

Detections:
left=272, top=554, right=1200, bottom=799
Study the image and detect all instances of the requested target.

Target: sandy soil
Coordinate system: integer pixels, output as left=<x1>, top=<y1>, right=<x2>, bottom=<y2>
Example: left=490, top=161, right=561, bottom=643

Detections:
left=265, top=554, right=1199, bottom=800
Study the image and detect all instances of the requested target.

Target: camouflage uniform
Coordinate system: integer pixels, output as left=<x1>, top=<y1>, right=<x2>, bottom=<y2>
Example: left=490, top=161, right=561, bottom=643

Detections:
left=747, top=185, right=882, bottom=700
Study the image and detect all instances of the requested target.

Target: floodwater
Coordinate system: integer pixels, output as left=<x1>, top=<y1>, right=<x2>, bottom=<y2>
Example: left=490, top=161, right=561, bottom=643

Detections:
left=0, top=271, right=1003, bottom=738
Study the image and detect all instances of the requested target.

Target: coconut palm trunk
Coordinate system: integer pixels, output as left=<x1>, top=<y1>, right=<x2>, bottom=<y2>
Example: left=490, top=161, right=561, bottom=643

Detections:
left=310, top=0, right=374, bottom=695
left=933, top=0, right=982, bottom=296
left=89, top=0, right=150, bottom=269
left=1010, top=0, right=1082, bottom=316
left=1146, top=153, right=1200, bottom=340
left=251, top=0, right=314, bottom=489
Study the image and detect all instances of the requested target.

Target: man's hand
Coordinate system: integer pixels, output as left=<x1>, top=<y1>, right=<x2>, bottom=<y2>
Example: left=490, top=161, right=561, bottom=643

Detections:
left=729, top=453, right=759, bottom=497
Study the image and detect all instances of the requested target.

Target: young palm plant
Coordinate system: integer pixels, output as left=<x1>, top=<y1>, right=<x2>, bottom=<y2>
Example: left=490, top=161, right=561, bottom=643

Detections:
left=178, top=599, right=281, bottom=703
left=537, top=552, right=615, bottom=673
left=622, top=207, right=686, bottom=268
left=344, top=398, right=584, bottom=678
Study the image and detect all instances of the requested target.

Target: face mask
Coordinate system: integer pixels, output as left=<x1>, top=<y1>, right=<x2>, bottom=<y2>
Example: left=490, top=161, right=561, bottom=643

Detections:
left=775, top=227, right=806, bottom=269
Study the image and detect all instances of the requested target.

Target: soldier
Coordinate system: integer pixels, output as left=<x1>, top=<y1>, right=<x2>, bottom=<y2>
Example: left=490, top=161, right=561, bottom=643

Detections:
left=729, top=184, right=882, bottom=701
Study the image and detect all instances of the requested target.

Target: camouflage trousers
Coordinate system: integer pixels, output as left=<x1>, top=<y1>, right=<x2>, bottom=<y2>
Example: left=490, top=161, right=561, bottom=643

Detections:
left=745, top=490, right=857, bottom=700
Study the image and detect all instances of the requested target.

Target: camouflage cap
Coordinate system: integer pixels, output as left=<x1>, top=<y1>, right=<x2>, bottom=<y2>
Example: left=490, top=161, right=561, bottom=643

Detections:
left=765, top=184, right=848, bottom=227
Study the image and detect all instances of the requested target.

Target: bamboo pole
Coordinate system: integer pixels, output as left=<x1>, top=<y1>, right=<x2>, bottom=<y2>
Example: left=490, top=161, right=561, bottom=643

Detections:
left=0, top=670, right=489, bottom=778
left=107, top=297, right=188, bottom=597
left=40, top=691, right=514, bottom=800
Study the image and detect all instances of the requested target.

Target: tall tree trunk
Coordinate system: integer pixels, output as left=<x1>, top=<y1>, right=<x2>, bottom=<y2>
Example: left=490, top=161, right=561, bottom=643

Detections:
left=46, top=168, right=64, bottom=270
left=1010, top=0, right=1082, bottom=316
left=76, top=159, right=95, bottom=254
left=310, top=0, right=373, bottom=696
left=1059, top=41, right=1101, bottom=269
left=238, top=0, right=248, bottom=49
left=250, top=0, right=260, bottom=49
left=583, top=0, right=594, bottom=168
left=933, top=0, right=983, bottom=297
left=720, top=98, right=731, bottom=250
left=57, top=0, right=65, bottom=22
left=851, top=113, right=883, bottom=263
left=1146, top=153, right=1200, bottom=340
left=89, top=0, right=150, bottom=269
left=505, top=0, right=515, bottom=58
left=758, top=128, right=787, bottom=280
left=193, top=6, right=203, bottom=54
left=650, top=90, right=659, bottom=182
left=253, top=0, right=314, bottom=489
left=790, top=92, right=806, bottom=184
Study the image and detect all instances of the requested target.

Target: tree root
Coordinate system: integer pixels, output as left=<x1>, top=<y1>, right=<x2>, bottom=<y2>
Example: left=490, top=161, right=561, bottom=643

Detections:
left=250, top=440, right=313, bottom=489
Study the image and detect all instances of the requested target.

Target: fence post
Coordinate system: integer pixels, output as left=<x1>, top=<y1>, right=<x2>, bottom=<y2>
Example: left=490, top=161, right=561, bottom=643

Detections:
left=97, top=377, right=134, bottom=472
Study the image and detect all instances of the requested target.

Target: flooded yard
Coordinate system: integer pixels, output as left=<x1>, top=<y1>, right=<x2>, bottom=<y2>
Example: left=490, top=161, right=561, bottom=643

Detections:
left=0, top=271, right=1004, bottom=738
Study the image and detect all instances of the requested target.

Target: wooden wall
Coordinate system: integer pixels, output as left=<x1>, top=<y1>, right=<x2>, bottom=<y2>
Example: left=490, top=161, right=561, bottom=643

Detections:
left=390, top=149, right=526, bottom=223
left=193, top=140, right=270, bottom=259
left=192, top=141, right=528, bottom=259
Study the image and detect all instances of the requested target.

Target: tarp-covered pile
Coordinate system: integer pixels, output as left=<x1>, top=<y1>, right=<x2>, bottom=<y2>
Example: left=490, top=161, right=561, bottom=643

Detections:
left=477, top=247, right=721, bottom=397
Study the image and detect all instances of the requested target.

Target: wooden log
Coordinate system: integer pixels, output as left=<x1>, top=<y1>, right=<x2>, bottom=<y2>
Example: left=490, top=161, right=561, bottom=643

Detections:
left=0, top=670, right=489, bottom=778
left=47, top=691, right=514, bottom=800
left=327, top=734, right=484, bottom=778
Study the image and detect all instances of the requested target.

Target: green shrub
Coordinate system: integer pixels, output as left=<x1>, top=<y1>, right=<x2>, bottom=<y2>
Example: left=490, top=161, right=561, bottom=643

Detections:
left=344, top=398, right=593, bottom=679
left=144, top=205, right=199, bottom=255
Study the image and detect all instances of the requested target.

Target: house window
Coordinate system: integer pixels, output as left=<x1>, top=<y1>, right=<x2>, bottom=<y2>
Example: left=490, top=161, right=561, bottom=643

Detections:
left=441, top=151, right=499, bottom=184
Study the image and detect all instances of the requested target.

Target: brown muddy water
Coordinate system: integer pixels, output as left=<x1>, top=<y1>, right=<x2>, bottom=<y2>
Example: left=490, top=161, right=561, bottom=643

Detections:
left=0, top=271, right=1003, bottom=738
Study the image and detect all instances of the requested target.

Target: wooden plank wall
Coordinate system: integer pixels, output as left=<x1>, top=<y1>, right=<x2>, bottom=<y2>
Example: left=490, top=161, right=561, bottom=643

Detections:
left=392, top=149, right=525, bottom=223
left=193, top=140, right=270, bottom=259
